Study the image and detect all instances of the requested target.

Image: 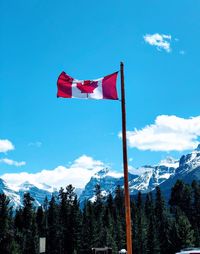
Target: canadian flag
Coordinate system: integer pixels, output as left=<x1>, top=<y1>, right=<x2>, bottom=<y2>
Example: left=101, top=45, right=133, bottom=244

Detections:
left=57, top=71, right=118, bottom=100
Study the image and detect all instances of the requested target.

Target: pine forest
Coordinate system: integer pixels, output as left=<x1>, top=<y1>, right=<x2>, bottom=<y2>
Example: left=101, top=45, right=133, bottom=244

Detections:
left=0, top=180, right=200, bottom=254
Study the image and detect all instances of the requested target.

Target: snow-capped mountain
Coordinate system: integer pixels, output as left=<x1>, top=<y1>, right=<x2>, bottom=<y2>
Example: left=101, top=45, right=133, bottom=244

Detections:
left=158, top=145, right=200, bottom=196
left=129, top=157, right=178, bottom=195
left=0, top=178, right=22, bottom=209
left=0, top=180, right=53, bottom=209
left=18, top=181, right=53, bottom=207
left=0, top=179, right=83, bottom=210
left=1, top=145, right=200, bottom=209
left=79, top=168, right=137, bottom=204
left=79, top=157, right=178, bottom=204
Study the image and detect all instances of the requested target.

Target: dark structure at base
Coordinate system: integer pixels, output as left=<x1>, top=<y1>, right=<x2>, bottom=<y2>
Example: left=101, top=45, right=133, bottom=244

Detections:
left=92, top=247, right=112, bottom=254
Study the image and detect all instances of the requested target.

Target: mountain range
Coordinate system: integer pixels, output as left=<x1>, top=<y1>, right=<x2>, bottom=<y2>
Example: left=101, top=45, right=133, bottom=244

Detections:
left=1, top=145, right=200, bottom=209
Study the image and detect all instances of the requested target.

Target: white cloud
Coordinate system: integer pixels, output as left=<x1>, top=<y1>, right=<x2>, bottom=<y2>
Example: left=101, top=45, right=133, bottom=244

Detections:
left=143, top=33, right=172, bottom=52
left=71, top=155, right=104, bottom=170
left=119, top=115, right=200, bottom=152
left=0, top=139, right=14, bottom=153
left=0, top=158, right=26, bottom=167
left=0, top=155, right=111, bottom=189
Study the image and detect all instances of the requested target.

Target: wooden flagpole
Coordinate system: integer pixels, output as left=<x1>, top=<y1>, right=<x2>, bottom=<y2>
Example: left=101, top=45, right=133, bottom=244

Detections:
left=120, top=62, right=132, bottom=254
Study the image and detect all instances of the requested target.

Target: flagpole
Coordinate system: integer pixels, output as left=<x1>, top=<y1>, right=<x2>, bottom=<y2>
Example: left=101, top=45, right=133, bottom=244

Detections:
left=120, top=62, right=132, bottom=254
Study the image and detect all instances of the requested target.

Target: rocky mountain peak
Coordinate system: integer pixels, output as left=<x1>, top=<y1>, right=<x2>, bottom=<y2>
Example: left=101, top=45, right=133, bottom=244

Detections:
left=94, top=168, right=109, bottom=178
left=195, top=144, right=200, bottom=152
left=2, top=147, right=200, bottom=209
left=159, top=156, right=179, bottom=168
left=19, top=181, right=35, bottom=190
left=0, top=178, right=7, bottom=189
left=196, top=144, right=200, bottom=151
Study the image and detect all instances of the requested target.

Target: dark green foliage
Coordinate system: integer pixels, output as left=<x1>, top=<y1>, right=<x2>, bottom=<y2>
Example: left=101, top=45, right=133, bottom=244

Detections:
left=1, top=180, right=200, bottom=254
left=131, top=199, right=137, bottom=253
left=0, top=193, right=18, bottom=254
left=114, top=185, right=126, bottom=250
left=36, top=206, right=46, bottom=237
left=14, top=208, right=24, bottom=253
left=22, top=193, right=38, bottom=254
left=155, top=186, right=171, bottom=254
left=103, top=194, right=118, bottom=252
left=47, top=195, right=59, bottom=254
left=69, top=196, right=82, bottom=253
left=58, top=184, right=82, bottom=254
left=91, top=184, right=106, bottom=248
left=169, top=180, right=192, bottom=219
left=145, top=193, right=159, bottom=254
left=172, top=212, right=195, bottom=251
left=135, top=191, right=145, bottom=254
left=80, top=201, right=96, bottom=254
left=191, top=180, right=200, bottom=245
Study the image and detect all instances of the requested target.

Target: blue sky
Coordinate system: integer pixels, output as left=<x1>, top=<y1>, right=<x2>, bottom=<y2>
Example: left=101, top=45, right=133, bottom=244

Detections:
left=1, top=0, right=200, bottom=188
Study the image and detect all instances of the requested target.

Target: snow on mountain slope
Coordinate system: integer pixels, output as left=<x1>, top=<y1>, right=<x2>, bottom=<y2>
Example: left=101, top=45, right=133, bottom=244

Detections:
left=178, top=145, right=200, bottom=175
left=79, top=168, right=129, bottom=204
left=0, top=179, right=83, bottom=210
left=18, top=181, right=53, bottom=207
left=129, top=163, right=177, bottom=195
left=158, top=157, right=179, bottom=169
left=1, top=145, right=200, bottom=209
left=159, top=145, right=200, bottom=195
left=0, top=179, right=21, bottom=209
left=79, top=160, right=177, bottom=203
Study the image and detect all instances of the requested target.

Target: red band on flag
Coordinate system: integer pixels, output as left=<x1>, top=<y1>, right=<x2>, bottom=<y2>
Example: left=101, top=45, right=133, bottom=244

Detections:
left=102, top=72, right=118, bottom=100
left=57, top=72, right=73, bottom=98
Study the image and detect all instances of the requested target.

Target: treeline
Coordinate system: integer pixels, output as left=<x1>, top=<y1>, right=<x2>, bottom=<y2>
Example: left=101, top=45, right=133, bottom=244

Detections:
left=0, top=180, right=200, bottom=254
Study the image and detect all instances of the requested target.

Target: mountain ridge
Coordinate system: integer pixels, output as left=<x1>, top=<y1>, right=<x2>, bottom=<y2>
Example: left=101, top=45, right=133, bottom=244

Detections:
left=1, top=146, right=200, bottom=209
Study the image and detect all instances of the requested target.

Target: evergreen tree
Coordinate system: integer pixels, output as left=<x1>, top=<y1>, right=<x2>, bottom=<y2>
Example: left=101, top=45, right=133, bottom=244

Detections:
left=106, top=193, right=115, bottom=219
left=191, top=180, right=200, bottom=246
left=169, top=180, right=192, bottom=220
left=0, top=193, right=17, bottom=254
left=114, top=185, right=126, bottom=251
left=135, top=192, right=145, bottom=254
left=47, top=195, right=59, bottom=254
left=145, top=193, right=159, bottom=254
left=43, top=196, right=48, bottom=232
left=65, top=185, right=79, bottom=253
left=59, top=184, right=79, bottom=253
left=58, top=187, right=68, bottom=253
left=80, top=201, right=96, bottom=254
left=131, top=199, right=137, bottom=254
left=36, top=206, right=46, bottom=237
left=70, top=195, right=82, bottom=253
left=103, top=195, right=118, bottom=252
left=14, top=208, right=24, bottom=253
left=114, top=185, right=124, bottom=218
left=22, top=193, right=38, bottom=254
left=92, top=184, right=105, bottom=247
left=146, top=213, right=157, bottom=254
left=173, top=212, right=195, bottom=252
left=155, top=186, right=171, bottom=254
left=29, top=216, right=39, bottom=254
left=0, top=178, right=199, bottom=254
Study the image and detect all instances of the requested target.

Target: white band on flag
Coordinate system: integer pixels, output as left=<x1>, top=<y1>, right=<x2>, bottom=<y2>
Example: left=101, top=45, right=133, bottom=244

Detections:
left=71, top=78, right=103, bottom=99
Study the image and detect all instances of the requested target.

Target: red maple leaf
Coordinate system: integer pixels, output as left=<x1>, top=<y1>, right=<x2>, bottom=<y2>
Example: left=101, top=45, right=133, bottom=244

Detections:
left=77, top=80, right=98, bottom=93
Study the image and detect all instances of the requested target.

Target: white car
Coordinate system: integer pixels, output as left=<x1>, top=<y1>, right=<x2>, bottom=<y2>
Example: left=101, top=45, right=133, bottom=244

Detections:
left=176, top=248, right=200, bottom=254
